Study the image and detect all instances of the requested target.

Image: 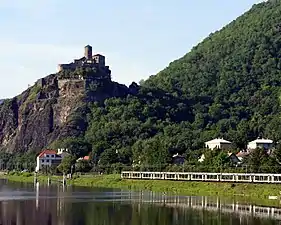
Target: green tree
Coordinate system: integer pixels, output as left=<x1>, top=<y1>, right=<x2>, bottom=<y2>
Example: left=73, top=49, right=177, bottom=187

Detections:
left=57, top=155, right=76, bottom=174
left=76, top=160, right=92, bottom=173
left=51, top=137, right=91, bottom=159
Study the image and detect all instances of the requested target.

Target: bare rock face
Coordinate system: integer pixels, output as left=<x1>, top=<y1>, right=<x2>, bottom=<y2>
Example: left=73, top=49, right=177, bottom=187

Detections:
left=0, top=73, right=136, bottom=152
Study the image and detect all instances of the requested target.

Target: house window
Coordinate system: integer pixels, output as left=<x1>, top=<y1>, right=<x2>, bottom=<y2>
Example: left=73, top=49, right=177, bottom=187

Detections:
left=47, top=155, right=49, bottom=157
left=51, top=155, right=54, bottom=158
left=46, top=160, right=49, bottom=163
left=42, top=160, right=44, bottom=163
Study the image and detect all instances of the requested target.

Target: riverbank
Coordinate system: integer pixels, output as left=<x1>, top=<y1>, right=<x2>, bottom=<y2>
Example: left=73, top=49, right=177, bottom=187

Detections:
left=3, top=173, right=281, bottom=207
left=2, top=172, right=57, bottom=183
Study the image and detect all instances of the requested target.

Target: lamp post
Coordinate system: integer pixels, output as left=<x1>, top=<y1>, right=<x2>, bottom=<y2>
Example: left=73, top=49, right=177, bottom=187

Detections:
left=70, top=164, right=75, bottom=179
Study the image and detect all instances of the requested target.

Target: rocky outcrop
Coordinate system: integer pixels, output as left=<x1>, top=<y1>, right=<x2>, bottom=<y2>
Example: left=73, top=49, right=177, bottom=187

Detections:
left=0, top=72, right=138, bottom=152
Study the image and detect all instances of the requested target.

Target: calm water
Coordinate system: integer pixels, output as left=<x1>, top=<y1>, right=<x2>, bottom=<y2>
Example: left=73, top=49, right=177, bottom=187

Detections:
left=0, top=180, right=279, bottom=225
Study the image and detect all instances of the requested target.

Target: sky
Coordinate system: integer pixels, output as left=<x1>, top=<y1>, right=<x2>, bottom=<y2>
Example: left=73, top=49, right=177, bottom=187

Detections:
left=0, top=0, right=266, bottom=99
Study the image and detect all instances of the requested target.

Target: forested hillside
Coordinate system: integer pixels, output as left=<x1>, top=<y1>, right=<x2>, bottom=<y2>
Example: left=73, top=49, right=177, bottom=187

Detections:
left=144, top=0, right=281, bottom=146
left=82, top=0, right=281, bottom=169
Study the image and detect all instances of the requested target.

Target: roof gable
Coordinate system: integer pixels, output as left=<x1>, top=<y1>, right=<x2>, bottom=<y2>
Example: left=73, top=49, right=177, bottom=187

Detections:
left=248, top=138, right=273, bottom=144
left=38, top=149, right=57, bottom=158
left=83, top=156, right=90, bottom=160
left=205, top=138, right=231, bottom=144
left=93, top=54, right=104, bottom=57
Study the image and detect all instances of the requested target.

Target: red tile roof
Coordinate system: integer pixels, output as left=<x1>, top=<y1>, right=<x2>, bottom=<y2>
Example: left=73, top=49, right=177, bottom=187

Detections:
left=236, top=151, right=249, bottom=157
left=83, top=156, right=90, bottom=160
left=38, top=149, right=57, bottom=158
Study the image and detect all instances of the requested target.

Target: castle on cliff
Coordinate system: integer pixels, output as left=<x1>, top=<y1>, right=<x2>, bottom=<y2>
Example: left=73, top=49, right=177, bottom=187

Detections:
left=58, top=45, right=110, bottom=73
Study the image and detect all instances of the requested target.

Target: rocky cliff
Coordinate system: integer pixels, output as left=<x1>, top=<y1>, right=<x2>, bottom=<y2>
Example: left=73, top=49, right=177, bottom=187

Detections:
left=0, top=71, right=137, bottom=152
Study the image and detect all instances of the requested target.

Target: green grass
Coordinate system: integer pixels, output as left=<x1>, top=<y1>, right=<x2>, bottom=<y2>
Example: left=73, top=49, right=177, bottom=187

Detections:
left=3, top=173, right=281, bottom=207
left=2, top=172, right=59, bottom=183
left=21, top=84, right=41, bottom=111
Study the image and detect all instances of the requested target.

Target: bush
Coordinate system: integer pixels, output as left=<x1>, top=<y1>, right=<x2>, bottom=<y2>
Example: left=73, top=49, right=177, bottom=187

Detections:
left=8, top=171, right=20, bottom=176
left=21, top=172, right=32, bottom=177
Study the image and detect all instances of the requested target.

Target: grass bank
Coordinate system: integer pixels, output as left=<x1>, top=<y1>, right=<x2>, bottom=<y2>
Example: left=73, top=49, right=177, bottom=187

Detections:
left=1, top=172, right=57, bottom=183
left=3, top=173, right=281, bottom=207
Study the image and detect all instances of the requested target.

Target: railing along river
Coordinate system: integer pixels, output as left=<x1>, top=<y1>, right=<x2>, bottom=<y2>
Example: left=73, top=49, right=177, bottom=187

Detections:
left=121, top=171, right=281, bottom=183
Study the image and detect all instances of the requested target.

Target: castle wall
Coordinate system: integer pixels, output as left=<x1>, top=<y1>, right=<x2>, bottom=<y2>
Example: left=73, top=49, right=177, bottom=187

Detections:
left=58, top=45, right=108, bottom=72
left=93, top=55, right=105, bottom=67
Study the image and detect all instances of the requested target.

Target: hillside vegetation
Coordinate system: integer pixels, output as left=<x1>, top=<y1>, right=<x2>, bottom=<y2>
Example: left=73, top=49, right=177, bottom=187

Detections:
left=74, top=0, right=281, bottom=172
left=144, top=0, right=281, bottom=147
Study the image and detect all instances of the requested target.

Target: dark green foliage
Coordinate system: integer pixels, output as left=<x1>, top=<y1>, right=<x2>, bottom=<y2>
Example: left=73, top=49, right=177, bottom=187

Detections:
left=83, top=1, right=281, bottom=172
left=75, top=160, right=92, bottom=173
left=57, top=155, right=76, bottom=174
left=58, top=67, right=97, bottom=80
left=85, top=92, right=193, bottom=170
left=0, top=151, right=36, bottom=171
left=144, top=0, right=281, bottom=147
left=50, top=137, right=91, bottom=158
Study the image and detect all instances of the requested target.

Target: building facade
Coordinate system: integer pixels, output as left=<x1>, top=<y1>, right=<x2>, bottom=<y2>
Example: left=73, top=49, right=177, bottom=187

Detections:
left=58, top=45, right=109, bottom=72
left=35, top=149, right=70, bottom=172
left=247, top=138, right=274, bottom=150
left=205, top=138, right=232, bottom=150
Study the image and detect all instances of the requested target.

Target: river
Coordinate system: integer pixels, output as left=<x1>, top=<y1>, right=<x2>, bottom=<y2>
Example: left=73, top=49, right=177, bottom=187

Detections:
left=0, top=179, right=279, bottom=224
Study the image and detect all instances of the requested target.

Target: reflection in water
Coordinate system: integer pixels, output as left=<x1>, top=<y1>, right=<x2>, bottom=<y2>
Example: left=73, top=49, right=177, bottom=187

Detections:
left=0, top=180, right=278, bottom=224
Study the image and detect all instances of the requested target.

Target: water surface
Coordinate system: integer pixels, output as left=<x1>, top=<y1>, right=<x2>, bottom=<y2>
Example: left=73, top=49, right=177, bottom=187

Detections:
left=0, top=180, right=280, bottom=225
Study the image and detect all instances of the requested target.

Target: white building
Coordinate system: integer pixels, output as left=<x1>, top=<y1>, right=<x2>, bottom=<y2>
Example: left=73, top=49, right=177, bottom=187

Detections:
left=198, top=154, right=205, bottom=163
left=247, top=138, right=273, bottom=150
left=35, top=149, right=69, bottom=172
left=57, top=148, right=70, bottom=158
left=205, top=138, right=232, bottom=150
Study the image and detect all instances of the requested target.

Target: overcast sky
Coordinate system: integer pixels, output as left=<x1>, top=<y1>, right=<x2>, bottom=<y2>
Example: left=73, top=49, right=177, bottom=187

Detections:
left=0, top=0, right=265, bottom=98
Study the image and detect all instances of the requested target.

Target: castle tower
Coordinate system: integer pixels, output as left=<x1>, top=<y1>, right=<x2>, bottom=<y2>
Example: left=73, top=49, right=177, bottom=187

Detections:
left=93, top=54, right=105, bottom=67
left=84, top=45, right=92, bottom=59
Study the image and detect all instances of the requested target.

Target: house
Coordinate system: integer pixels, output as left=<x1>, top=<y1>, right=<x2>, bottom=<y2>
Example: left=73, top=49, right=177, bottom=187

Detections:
left=76, top=155, right=90, bottom=162
left=205, top=138, right=232, bottom=150
left=57, top=148, right=70, bottom=158
left=227, top=153, right=241, bottom=165
left=247, top=138, right=273, bottom=150
left=35, top=149, right=69, bottom=172
left=236, top=151, right=250, bottom=162
left=172, top=153, right=185, bottom=165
